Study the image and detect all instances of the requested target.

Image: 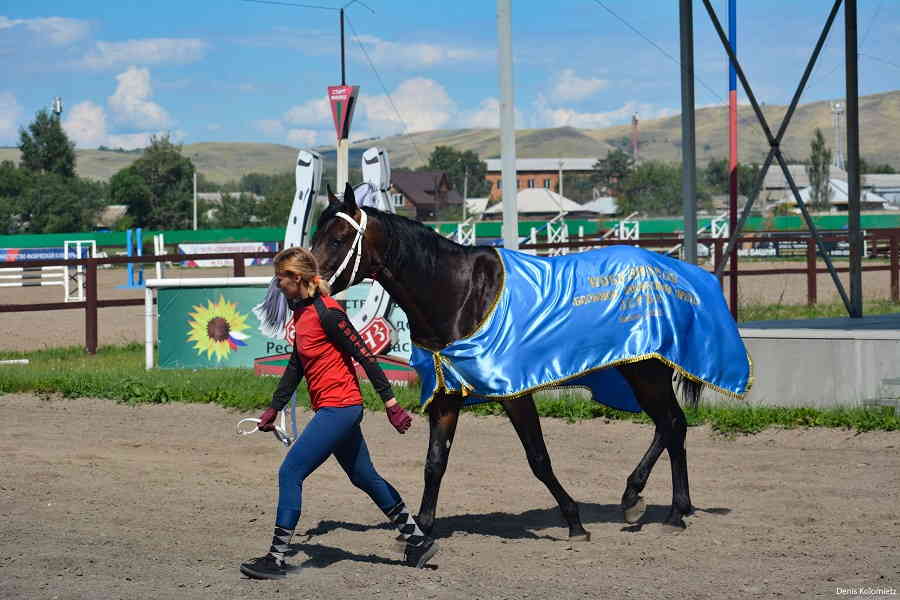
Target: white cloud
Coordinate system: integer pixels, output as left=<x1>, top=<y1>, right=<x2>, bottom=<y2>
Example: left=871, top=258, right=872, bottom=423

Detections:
left=353, top=34, right=489, bottom=69
left=362, top=78, right=456, bottom=136
left=460, top=97, right=523, bottom=129
left=534, top=96, right=676, bottom=129
left=0, top=16, right=90, bottom=46
left=79, top=38, right=208, bottom=70
left=108, top=67, right=172, bottom=129
left=106, top=131, right=158, bottom=150
left=253, top=119, right=284, bottom=136
left=551, top=69, right=607, bottom=102
left=286, top=129, right=318, bottom=147
left=62, top=100, right=165, bottom=150
left=283, top=97, right=331, bottom=127
left=62, top=101, right=108, bottom=148
left=0, top=91, right=24, bottom=145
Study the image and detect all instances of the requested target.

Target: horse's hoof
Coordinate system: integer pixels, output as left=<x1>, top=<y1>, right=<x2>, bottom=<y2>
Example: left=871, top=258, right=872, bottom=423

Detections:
left=569, top=532, right=591, bottom=542
left=623, top=497, right=646, bottom=524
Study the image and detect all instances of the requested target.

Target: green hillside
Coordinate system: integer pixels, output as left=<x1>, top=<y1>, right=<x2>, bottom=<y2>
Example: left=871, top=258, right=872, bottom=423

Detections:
left=1, top=90, right=897, bottom=183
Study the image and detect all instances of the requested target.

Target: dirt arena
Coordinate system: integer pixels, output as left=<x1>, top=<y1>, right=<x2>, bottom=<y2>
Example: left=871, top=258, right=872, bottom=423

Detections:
left=0, top=393, right=897, bottom=599
left=0, top=261, right=896, bottom=352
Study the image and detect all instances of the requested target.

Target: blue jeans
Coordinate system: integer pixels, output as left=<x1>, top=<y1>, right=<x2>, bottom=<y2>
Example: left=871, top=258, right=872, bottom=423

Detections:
left=275, top=404, right=401, bottom=529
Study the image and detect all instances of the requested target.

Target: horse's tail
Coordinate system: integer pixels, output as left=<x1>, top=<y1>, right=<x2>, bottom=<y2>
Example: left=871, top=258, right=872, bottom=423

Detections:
left=252, top=277, right=291, bottom=339
left=676, top=374, right=703, bottom=411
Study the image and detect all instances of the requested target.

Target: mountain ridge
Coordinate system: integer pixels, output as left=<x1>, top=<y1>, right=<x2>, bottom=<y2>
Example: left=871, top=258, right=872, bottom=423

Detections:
left=1, top=90, right=897, bottom=184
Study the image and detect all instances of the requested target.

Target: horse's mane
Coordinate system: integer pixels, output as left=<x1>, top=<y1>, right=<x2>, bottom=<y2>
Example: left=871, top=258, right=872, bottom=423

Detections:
left=317, top=203, right=473, bottom=277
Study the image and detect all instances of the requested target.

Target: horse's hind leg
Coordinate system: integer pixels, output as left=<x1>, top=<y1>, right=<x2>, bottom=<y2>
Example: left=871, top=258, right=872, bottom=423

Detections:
left=620, top=428, right=664, bottom=524
left=618, top=360, right=693, bottom=530
left=416, top=392, right=463, bottom=536
left=500, top=395, right=589, bottom=541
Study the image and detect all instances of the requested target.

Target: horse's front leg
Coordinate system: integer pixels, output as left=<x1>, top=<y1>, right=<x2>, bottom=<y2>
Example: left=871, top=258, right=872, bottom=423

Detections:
left=500, top=395, right=590, bottom=540
left=416, top=392, right=463, bottom=536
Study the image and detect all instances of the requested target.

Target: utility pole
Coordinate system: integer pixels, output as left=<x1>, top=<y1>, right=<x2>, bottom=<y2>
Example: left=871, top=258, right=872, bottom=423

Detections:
left=463, top=167, right=468, bottom=221
left=558, top=160, right=564, bottom=198
left=193, top=170, right=198, bottom=230
left=497, top=0, right=519, bottom=250
left=680, top=0, right=698, bottom=264
left=845, top=0, right=862, bottom=317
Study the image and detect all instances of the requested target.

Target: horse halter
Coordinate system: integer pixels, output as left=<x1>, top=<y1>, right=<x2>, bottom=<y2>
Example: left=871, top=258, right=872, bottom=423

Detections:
left=327, top=209, right=368, bottom=288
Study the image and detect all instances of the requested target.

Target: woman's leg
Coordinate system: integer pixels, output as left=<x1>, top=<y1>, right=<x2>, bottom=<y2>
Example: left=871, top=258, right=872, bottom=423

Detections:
left=332, top=415, right=439, bottom=567
left=275, top=406, right=361, bottom=527
left=242, top=406, right=359, bottom=579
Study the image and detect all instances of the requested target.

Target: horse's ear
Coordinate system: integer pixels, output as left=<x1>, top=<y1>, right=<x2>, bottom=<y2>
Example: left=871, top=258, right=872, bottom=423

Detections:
left=326, top=183, right=340, bottom=208
left=341, top=181, right=357, bottom=213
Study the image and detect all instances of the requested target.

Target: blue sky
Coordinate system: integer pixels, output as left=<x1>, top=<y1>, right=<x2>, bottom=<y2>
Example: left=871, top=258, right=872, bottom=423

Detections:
left=1, top=1, right=898, bottom=150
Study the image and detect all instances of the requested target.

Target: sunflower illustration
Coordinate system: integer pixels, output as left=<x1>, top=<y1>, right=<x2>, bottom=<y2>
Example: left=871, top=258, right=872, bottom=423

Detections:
left=187, top=295, right=251, bottom=361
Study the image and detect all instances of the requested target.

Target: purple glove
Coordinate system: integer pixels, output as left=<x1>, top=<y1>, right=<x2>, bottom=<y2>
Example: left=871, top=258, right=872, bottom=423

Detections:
left=386, top=403, right=412, bottom=434
left=257, top=407, right=278, bottom=432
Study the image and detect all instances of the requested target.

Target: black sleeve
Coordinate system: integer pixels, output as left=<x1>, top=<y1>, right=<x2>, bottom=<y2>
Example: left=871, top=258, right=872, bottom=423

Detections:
left=320, top=307, right=395, bottom=403
left=270, top=345, right=304, bottom=410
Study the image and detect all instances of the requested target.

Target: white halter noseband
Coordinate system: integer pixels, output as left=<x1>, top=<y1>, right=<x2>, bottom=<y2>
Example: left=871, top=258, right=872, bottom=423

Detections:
left=327, top=209, right=368, bottom=287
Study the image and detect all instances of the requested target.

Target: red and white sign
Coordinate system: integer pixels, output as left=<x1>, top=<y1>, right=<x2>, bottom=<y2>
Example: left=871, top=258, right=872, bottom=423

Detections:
left=358, top=317, right=392, bottom=355
left=328, top=85, right=359, bottom=140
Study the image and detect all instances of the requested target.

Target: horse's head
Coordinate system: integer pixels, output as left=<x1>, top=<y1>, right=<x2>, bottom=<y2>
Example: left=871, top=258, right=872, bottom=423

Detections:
left=310, top=181, right=383, bottom=294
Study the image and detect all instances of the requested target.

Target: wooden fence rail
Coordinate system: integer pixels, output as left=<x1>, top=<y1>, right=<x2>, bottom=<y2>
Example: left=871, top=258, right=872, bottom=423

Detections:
left=0, top=251, right=276, bottom=354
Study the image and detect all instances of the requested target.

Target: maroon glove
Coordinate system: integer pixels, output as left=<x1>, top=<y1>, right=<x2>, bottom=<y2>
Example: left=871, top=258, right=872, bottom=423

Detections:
left=386, top=403, right=412, bottom=434
left=257, top=407, right=278, bottom=432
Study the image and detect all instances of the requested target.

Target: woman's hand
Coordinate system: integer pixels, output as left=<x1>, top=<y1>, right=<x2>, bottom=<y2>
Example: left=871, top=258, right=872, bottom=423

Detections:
left=385, top=398, right=412, bottom=434
left=257, top=407, right=278, bottom=432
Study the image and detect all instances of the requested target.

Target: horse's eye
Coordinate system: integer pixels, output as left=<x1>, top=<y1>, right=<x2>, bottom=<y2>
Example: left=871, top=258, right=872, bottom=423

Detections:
left=329, top=239, right=342, bottom=248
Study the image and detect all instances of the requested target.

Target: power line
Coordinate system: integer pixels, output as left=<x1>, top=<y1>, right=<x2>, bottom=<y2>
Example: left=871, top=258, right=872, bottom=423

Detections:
left=344, top=13, right=425, bottom=167
left=860, top=52, right=900, bottom=71
left=241, top=0, right=338, bottom=9
left=589, top=0, right=723, bottom=103
left=809, top=0, right=885, bottom=93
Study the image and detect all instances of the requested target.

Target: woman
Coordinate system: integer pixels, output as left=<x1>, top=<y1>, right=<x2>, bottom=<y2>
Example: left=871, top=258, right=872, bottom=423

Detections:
left=240, top=247, right=438, bottom=580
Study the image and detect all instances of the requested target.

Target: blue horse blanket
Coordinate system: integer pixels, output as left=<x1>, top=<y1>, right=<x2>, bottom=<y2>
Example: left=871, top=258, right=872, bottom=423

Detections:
left=410, top=246, right=752, bottom=412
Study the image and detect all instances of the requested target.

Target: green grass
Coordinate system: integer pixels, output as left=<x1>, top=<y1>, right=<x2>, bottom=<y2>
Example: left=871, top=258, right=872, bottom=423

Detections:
left=738, top=299, right=900, bottom=322
left=1, top=342, right=896, bottom=434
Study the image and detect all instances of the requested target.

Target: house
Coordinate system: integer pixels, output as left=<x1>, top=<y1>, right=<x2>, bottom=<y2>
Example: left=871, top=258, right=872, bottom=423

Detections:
left=482, top=188, right=601, bottom=220
left=388, top=170, right=463, bottom=220
left=781, top=179, right=892, bottom=212
left=484, top=158, right=597, bottom=201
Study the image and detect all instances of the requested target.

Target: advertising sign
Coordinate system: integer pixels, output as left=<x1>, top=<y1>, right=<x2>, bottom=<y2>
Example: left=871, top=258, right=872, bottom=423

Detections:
left=328, top=85, right=359, bottom=140
left=157, top=285, right=270, bottom=369
left=1, top=247, right=90, bottom=262
left=747, top=231, right=862, bottom=258
left=157, top=281, right=416, bottom=385
left=178, top=242, right=276, bottom=267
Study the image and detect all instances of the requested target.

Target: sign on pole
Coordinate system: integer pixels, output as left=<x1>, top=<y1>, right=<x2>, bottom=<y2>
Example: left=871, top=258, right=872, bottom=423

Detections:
left=328, top=85, right=359, bottom=140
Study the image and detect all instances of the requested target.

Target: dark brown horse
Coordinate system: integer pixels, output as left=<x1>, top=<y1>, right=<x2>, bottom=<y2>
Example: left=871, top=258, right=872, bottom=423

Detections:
left=310, top=183, right=701, bottom=539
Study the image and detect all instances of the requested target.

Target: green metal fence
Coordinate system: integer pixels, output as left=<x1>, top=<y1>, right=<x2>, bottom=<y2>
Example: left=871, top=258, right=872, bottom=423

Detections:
left=4, top=213, right=900, bottom=250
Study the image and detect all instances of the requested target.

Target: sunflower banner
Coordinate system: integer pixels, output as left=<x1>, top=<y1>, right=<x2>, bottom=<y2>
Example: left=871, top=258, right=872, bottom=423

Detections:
left=158, top=286, right=287, bottom=369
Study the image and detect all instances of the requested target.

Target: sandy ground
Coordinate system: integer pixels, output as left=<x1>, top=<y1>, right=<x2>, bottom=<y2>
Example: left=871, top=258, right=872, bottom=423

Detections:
left=0, top=393, right=897, bottom=599
left=0, top=261, right=897, bottom=353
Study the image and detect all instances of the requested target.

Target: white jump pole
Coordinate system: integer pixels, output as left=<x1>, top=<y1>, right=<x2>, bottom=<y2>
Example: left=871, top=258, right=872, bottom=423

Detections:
left=144, top=286, right=154, bottom=370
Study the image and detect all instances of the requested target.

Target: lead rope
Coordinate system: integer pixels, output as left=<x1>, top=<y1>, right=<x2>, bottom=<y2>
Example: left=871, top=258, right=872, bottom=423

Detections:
left=327, top=210, right=368, bottom=288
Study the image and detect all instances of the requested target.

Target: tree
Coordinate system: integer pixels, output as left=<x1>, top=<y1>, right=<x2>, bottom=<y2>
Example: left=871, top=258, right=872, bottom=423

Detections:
left=423, top=146, right=490, bottom=197
left=704, top=158, right=761, bottom=198
left=209, top=193, right=261, bottom=229
left=860, top=158, right=897, bottom=174
left=18, top=108, right=76, bottom=177
left=15, top=172, right=104, bottom=233
left=806, top=128, right=832, bottom=211
left=618, top=161, right=683, bottom=216
left=109, top=134, right=195, bottom=229
left=591, top=149, right=634, bottom=197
